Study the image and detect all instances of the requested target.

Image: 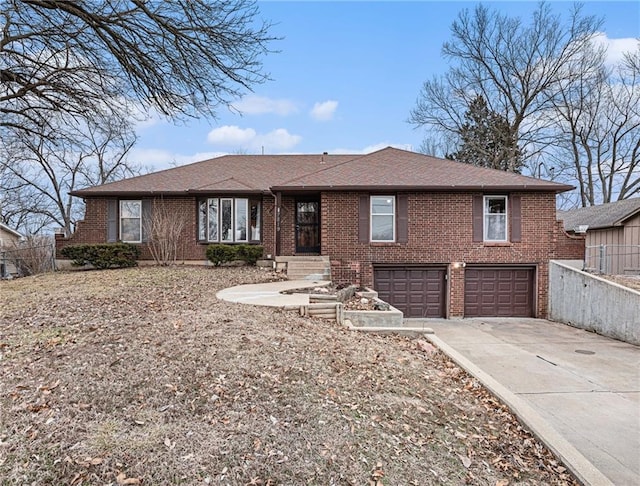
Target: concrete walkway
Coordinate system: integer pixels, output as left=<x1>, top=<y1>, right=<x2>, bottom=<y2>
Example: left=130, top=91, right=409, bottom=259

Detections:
left=216, top=279, right=330, bottom=307
left=417, top=318, right=640, bottom=486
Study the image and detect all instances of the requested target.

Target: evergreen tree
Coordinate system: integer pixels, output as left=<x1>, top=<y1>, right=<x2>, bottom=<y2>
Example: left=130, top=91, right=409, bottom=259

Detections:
left=447, top=95, right=524, bottom=173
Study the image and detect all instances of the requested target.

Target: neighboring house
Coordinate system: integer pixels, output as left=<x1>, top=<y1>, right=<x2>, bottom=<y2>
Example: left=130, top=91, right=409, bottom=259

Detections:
left=57, top=147, right=583, bottom=318
left=559, top=198, right=640, bottom=275
left=0, top=223, right=24, bottom=277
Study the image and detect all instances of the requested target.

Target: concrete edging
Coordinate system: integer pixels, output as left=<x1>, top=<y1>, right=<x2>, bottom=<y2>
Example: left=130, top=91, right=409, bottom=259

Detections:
left=425, top=333, right=614, bottom=486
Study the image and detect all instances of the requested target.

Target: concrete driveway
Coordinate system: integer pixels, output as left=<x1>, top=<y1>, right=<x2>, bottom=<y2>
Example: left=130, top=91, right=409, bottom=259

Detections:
left=416, top=318, right=640, bottom=486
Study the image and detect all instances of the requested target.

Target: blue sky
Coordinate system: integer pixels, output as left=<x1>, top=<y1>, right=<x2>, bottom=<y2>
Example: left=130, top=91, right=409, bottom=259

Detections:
left=132, top=1, right=640, bottom=171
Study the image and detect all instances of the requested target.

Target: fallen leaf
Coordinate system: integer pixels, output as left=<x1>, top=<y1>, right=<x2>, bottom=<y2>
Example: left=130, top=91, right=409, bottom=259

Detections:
left=116, top=472, right=141, bottom=485
left=458, top=454, right=472, bottom=468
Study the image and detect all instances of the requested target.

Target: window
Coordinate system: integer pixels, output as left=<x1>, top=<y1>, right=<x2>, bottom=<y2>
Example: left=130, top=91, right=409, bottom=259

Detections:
left=371, top=196, right=395, bottom=242
left=199, top=197, right=257, bottom=243
left=235, top=198, right=248, bottom=241
left=484, top=196, right=507, bottom=241
left=120, top=200, right=142, bottom=243
left=250, top=201, right=261, bottom=240
left=208, top=199, right=219, bottom=241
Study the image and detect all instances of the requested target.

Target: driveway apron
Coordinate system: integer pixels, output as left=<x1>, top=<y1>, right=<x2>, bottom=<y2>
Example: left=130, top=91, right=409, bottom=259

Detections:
left=416, top=318, right=640, bottom=486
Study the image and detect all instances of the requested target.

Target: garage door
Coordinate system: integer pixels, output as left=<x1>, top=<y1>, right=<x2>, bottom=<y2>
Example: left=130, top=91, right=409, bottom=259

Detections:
left=374, top=267, right=446, bottom=318
left=464, top=267, right=534, bottom=317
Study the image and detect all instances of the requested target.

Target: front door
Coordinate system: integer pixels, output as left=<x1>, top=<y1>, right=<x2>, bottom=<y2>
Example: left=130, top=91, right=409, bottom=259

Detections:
left=295, top=199, right=320, bottom=254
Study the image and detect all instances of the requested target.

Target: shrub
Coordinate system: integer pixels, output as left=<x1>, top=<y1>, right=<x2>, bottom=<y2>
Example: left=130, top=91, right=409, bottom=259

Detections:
left=206, top=244, right=237, bottom=266
left=61, top=243, right=140, bottom=269
left=4, top=236, right=55, bottom=277
left=236, top=244, right=264, bottom=265
left=206, top=244, right=263, bottom=266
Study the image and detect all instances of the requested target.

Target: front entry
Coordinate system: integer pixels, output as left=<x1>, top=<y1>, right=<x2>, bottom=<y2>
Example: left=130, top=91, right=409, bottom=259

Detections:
left=295, top=199, right=320, bottom=254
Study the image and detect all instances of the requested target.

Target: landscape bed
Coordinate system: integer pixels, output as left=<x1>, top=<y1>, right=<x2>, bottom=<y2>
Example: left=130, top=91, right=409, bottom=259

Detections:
left=0, top=266, right=577, bottom=485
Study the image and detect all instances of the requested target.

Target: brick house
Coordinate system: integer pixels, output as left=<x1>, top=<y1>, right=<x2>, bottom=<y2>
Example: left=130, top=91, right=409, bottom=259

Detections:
left=56, top=147, right=583, bottom=318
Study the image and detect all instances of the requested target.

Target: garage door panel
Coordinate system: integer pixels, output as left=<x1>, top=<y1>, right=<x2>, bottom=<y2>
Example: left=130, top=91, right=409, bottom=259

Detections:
left=374, top=267, right=446, bottom=318
left=465, top=267, right=534, bottom=317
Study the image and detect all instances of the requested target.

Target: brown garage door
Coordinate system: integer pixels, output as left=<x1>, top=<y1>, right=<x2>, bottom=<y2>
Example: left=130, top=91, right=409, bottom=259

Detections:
left=464, top=267, right=534, bottom=317
left=374, top=267, right=446, bottom=318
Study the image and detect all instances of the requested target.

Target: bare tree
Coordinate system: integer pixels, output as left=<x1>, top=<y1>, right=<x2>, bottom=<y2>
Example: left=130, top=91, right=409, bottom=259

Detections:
left=143, top=200, right=186, bottom=266
left=0, top=116, right=139, bottom=236
left=550, top=45, right=640, bottom=205
left=409, top=2, right=602, bottom=174
left=1, top=0, right=275, bottom=140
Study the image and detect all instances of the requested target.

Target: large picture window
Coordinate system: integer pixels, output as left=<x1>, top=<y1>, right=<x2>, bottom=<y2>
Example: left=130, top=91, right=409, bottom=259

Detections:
left=484, top=196, right=508, bottom=241
left=120, top=200, right=142, bottom=243
left=370, top=196, right=395, bottom=242
left=199, top=197, right=258, bottom=243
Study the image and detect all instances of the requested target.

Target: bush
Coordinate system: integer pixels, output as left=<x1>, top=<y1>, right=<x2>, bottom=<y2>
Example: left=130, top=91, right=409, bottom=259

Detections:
left=61, top=243, right=140, bottom=269
left=236, top=244, right=264, bottom=265
left=205, top=244, right=237, bottom=266
left=206, top=244, right=264, bottom=266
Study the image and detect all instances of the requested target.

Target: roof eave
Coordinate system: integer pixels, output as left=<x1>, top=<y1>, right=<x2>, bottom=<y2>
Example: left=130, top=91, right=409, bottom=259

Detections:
left=270, top=184, right=574, bottom=193
left=614, top=206, right=640, bottom=226
left=71, top=189, right=266, bottom=197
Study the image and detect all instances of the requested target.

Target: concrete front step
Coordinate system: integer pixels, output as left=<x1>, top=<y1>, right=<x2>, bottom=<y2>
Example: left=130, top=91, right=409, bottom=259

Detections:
left=286, top=262, right=331, bottom=281
left=287, top=264, right=330, bottom=271
left=275, top=255, right=331, bottom=281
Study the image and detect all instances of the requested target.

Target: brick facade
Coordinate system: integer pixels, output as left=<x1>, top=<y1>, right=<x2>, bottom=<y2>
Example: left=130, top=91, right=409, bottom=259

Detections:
left=57, top=190, right=584, bottom=319
left=319, top=191, right=584, bottom=318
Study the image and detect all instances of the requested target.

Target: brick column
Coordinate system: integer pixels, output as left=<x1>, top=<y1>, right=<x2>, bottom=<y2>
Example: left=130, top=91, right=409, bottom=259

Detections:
left=449, top=264, right=465, bottom=318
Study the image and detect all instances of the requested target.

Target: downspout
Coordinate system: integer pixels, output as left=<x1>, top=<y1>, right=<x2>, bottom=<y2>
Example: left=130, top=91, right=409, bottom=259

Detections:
left=271, top=190, right=282, bottom=257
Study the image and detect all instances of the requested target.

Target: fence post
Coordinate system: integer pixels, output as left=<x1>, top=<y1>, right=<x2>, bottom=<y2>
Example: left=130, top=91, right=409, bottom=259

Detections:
left=1, top=251, right=5, bottom=278
left=599, top=244, right=606, bottom=274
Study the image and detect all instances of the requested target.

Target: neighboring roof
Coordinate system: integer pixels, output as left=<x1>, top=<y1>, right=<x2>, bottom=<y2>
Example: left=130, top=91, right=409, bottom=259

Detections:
left=558, top=198, right=640, bottom=231
left=0, top=223, right=24, bottom=238
left=72, top=147, right=573, bottom=197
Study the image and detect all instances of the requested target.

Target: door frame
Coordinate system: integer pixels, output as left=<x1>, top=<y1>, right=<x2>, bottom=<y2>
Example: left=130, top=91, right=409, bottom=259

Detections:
left=295, top=197, right=321, bottom=254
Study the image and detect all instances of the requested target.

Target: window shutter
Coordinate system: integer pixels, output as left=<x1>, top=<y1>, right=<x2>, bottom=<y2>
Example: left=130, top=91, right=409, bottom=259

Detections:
left=510, top=195, right=522, bottom=242
left=472, top=195, right=484, bottom=242
left=397, top=194, right=408, bottom=243
left=141, top=199, right=153, bottom=242
left=107, top=199, right=118, bottom=242
left=359, top=195, right=369, bottom=243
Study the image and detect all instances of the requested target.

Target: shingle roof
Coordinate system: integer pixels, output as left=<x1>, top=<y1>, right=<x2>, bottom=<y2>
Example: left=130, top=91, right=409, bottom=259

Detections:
left=72, top=147, right=573, bottom=197
left=558, top=198, right=640, bottom=231
left=272, top=147, right=570, bottom=192
left=72, top=153, right=354, bottom=196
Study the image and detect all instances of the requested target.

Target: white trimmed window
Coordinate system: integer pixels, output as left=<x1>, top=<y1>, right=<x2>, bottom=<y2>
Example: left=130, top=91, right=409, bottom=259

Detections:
left=370, top=196, right=395, bottom=242
left=120, top=200, right=142, bottom=243
left=484, top=196, right=508, bottom=241
left=199, top=197, right=255, bottom=242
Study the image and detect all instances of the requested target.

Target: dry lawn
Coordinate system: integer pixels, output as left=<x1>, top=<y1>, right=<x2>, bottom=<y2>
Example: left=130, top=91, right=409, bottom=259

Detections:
left=0, top=266, right=577, bottom=485
left=600, top=274, right=640, bottom=292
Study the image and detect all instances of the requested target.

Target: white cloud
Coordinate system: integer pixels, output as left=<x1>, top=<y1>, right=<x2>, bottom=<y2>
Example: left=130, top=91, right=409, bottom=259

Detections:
left=310, top=100, right=338, bottom=121
left=592, top=33, right=638, bottom=66
left=329, top=142, right=413, bottom=155
left=207, top=125, right=256, bottom=145
left=206, top=125, right=302, bottom=152
left=232, top=95, right=298, bottom=116
left=256, top=128, right=302, bottom=151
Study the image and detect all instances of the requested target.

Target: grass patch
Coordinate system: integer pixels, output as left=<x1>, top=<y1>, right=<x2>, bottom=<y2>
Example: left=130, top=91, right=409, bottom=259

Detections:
left=0, top=266, right=577, bottom=485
